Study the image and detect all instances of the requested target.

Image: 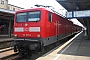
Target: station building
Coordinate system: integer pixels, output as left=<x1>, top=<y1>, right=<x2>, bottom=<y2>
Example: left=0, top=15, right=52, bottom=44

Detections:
left=0, top=0, right=23, bottom=37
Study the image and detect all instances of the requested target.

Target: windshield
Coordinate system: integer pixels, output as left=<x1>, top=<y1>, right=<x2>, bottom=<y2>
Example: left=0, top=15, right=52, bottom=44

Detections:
left=16, top=11, right=40, bottom=22
left=28, top=11, right=40, bottom=22
left=16, top=13, right=27, bottom=22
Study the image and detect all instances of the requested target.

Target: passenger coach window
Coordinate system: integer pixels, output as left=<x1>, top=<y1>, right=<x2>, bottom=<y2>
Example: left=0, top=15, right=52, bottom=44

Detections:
left=16, top=13, right=27, bottom=22
left=48, top=12, right=52, bottom=22
left=28, top=11, right=40, bottom=22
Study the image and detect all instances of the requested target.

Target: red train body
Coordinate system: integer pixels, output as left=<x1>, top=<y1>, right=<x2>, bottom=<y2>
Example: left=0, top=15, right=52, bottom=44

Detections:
left=14, top=7, right=82, bottom=56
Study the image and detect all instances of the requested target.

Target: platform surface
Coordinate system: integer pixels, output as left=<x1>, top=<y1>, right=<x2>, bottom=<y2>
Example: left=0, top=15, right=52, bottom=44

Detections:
left=0, top=34, right=13, bottom=42
left=37, top=31, right=90, bottom=60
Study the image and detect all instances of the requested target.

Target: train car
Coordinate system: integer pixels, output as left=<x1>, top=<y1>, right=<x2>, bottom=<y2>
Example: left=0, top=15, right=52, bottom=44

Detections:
left=13, top=6, right=80, bottom=56
left=73, top=24, right=82, bottom=33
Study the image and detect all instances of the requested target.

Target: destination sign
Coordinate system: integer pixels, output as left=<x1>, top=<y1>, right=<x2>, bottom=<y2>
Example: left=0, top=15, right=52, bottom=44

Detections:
left=66, top=10, right=90, bottom=18
left=74, top=10, right=90, bottom=18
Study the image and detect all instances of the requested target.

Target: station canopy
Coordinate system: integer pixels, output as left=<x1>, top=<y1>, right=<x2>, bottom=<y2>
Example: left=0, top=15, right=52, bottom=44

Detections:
left=0, top=8, right=15, bottom=20
left=56, top=0, right=90, bottom=26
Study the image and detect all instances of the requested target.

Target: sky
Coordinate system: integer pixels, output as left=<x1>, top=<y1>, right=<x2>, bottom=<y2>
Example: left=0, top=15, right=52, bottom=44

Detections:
left=8, top=0, right=84, bottom=27
left=8, top=0, right=67, bottom=16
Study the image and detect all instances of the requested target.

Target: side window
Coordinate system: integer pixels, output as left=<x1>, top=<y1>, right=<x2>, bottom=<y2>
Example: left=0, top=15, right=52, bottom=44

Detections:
left=13, top=8, right=15, bottom=11
left=48, top=12, right=52, bottom=22
left=1, top=1, right=4, bottom=5
left=6, top=0, right=8, bottom=2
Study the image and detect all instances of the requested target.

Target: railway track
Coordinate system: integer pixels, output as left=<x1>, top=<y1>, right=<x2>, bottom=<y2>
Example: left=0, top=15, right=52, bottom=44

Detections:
left=0, top=40, right=13, bottom=50
left=0, top=53, right=19, bottom=60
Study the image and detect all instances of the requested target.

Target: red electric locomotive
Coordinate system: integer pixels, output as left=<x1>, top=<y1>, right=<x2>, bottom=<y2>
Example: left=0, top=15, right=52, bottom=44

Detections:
left=13, top=6, right=80, bottom=56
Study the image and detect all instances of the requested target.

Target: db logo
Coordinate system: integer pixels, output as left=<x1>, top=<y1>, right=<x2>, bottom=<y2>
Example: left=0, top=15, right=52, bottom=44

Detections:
left=24, top=28, right=29, bottom=31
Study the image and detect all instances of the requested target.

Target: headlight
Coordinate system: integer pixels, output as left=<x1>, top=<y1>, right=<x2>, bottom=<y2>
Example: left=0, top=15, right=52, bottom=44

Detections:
left=14, top=34, right=17, bottom=37
left=37, top=34, right=40, bottom=38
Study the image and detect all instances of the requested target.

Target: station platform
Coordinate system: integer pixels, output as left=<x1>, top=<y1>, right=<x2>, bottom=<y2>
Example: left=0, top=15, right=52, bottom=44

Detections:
left=0, top=38, right=13, bottom=42
left=37, top=31, right=90, bottom=60
left=0, top=34, right=14, bottom=42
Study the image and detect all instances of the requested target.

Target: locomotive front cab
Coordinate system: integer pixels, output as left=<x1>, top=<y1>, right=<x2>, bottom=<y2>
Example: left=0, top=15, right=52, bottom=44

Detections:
left=14, top=11, right=41, bottom=38
left=14, top=9, right=45, bottom=54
